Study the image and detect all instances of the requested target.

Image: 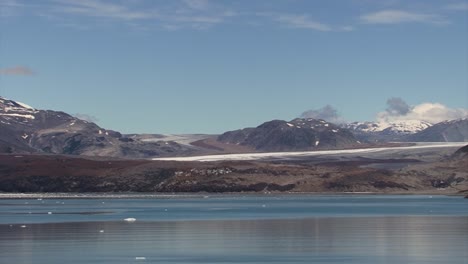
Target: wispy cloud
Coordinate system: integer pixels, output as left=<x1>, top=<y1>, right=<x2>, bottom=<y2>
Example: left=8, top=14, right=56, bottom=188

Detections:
left=360, top=10, right=449, bottom=25
left=74, top=113, right=99, bottom=123
left=259, top=12, right=354, bottom=32
left=45, top=0, right=235, bottom=30
left=0, top=0, right=25, bottom=17
left=271, top=14, right=332, bottom=31
left=445, top=3, right=468, bottom=11
left=0, top=66, right=34, bottom=76
left=52, top=0, right=154, bottom=20
left=182, top=0, right=210, bottom=11
left=301, top=105, right=346, bottom=124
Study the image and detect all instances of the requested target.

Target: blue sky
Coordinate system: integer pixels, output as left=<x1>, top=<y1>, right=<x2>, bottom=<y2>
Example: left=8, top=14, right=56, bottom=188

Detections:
left=0, top=0, right=467, bottom=134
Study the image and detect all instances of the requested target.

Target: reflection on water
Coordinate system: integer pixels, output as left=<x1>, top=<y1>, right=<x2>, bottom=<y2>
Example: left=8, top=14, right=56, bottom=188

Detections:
left=1, top=217, right=467, bottom=264
left=0, top=195, right=467, bottom=264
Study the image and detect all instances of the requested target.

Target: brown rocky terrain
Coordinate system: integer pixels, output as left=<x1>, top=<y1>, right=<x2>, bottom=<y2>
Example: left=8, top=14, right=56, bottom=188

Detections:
left=1, top=146, right=467, bottom=195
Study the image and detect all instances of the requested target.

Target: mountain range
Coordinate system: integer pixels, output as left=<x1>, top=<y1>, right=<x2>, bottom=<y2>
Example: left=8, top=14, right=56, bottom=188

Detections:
left=0, top=96, right=467, bottom=158
left=0, top=97, right=192, bottom=158
left=344, top=119, right=468, bottom=142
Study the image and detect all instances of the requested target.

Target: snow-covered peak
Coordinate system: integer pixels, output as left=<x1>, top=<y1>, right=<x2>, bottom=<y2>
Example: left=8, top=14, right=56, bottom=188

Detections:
left=345, top=120, right=433, bottom=134
left=344, top=121, right=385, bottom=133
left=0, top=96, right=38, bottom=120
left=0, top=96, right=37, bottom=112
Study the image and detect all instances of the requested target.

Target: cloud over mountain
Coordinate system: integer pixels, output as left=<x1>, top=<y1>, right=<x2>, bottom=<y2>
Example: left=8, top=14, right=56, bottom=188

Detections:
left=377, top=98, right=468, bottom=124
left=300, top=105, right=345, bottom=124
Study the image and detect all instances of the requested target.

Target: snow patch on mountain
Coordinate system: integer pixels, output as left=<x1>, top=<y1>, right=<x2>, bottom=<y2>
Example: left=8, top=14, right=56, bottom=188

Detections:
left=345, top=120, right=432, bottom=135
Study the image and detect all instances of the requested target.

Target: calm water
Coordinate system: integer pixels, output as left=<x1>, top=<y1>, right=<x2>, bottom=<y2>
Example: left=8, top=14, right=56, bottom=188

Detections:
left=0, top=195, right=467, bottom=263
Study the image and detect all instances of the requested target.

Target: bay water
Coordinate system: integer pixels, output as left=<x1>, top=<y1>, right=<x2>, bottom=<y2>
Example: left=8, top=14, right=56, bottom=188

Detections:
left=0, top=195, right=467, bottom=263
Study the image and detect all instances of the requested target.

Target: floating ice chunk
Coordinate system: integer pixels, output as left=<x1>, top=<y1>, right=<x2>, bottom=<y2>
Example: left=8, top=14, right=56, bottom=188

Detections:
left=20, top=225, right=27, bottom=228
left=286, top=123, right=294, bottom=127
left=47, top=212, right=52, bottom=215
left=315, top=141, right=320, bottom=146
left=124, top=218, right=136, bottom=222
left=99, top=230, right=104, bottom=233
left=135, top=257, right=146, bottom=260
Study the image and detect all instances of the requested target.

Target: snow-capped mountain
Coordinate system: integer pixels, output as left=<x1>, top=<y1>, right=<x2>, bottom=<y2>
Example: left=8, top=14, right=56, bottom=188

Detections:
left=345, top=120, right=432, bottom=134
left=343, top=120, right=433, bottom=142
left=0, top=96, right=189, bottom=157
left=218, top=118, right=360, bottom=151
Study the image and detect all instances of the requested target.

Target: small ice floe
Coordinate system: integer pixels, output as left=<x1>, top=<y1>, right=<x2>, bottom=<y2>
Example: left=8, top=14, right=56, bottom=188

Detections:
left=261, top=204, right=266, bottom=208
left=203, top=196, right=209, bottom=199
left=99, top=230, right=104, bottom=233
left=37, top=198, right=42, bottom=201
left=20, top=225, right=27, bottom=228
left=47, top=212, right=52, bottom=215
left=124, top=218, right=136, bottom=222
left=135, top=257, right=146, bottom=261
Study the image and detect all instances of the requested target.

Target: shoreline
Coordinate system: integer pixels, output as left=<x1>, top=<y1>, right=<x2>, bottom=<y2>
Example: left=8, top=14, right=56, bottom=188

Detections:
left=0, top=191, right=465, bottom=199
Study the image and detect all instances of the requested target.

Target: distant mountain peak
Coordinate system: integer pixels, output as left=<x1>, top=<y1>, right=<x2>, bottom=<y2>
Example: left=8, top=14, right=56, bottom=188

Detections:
left=0, top=96, right=189, bottom=157
left=345, top=120, right=432, bottom=134
left=218, top=118, right=358, bottom=151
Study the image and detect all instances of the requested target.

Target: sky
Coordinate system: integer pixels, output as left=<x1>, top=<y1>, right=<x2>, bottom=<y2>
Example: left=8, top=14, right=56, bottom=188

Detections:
left=0, top=0, right=467, bottom=134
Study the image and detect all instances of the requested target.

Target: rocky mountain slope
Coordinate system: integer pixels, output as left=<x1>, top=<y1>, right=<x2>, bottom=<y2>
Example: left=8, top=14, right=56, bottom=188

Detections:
left=0, top=97, right=191, bottom=158
left=218, top=118, right=360, bottom=151
left=406, top=119, right=468, bottom=142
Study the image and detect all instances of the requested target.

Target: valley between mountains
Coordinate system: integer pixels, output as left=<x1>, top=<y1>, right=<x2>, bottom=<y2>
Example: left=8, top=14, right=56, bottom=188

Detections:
left=1, top=96, right=467, bottom=195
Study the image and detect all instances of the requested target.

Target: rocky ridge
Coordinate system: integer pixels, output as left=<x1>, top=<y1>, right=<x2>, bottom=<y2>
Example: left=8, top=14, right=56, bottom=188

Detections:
left=218, top=118, right=360, bottom=151
left=0, top=97, right=191, bottom=158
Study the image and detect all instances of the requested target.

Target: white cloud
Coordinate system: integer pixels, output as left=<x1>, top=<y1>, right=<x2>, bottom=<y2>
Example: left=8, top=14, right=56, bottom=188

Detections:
left=360, top=10, right=448, bottom=25
left=445, top=3, right=468, bottom=11
left=272, top=14, right=332, bottom=31
left=0, top=66, right=34, bottom=76
left=377, top=102, right=468, bottom=124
